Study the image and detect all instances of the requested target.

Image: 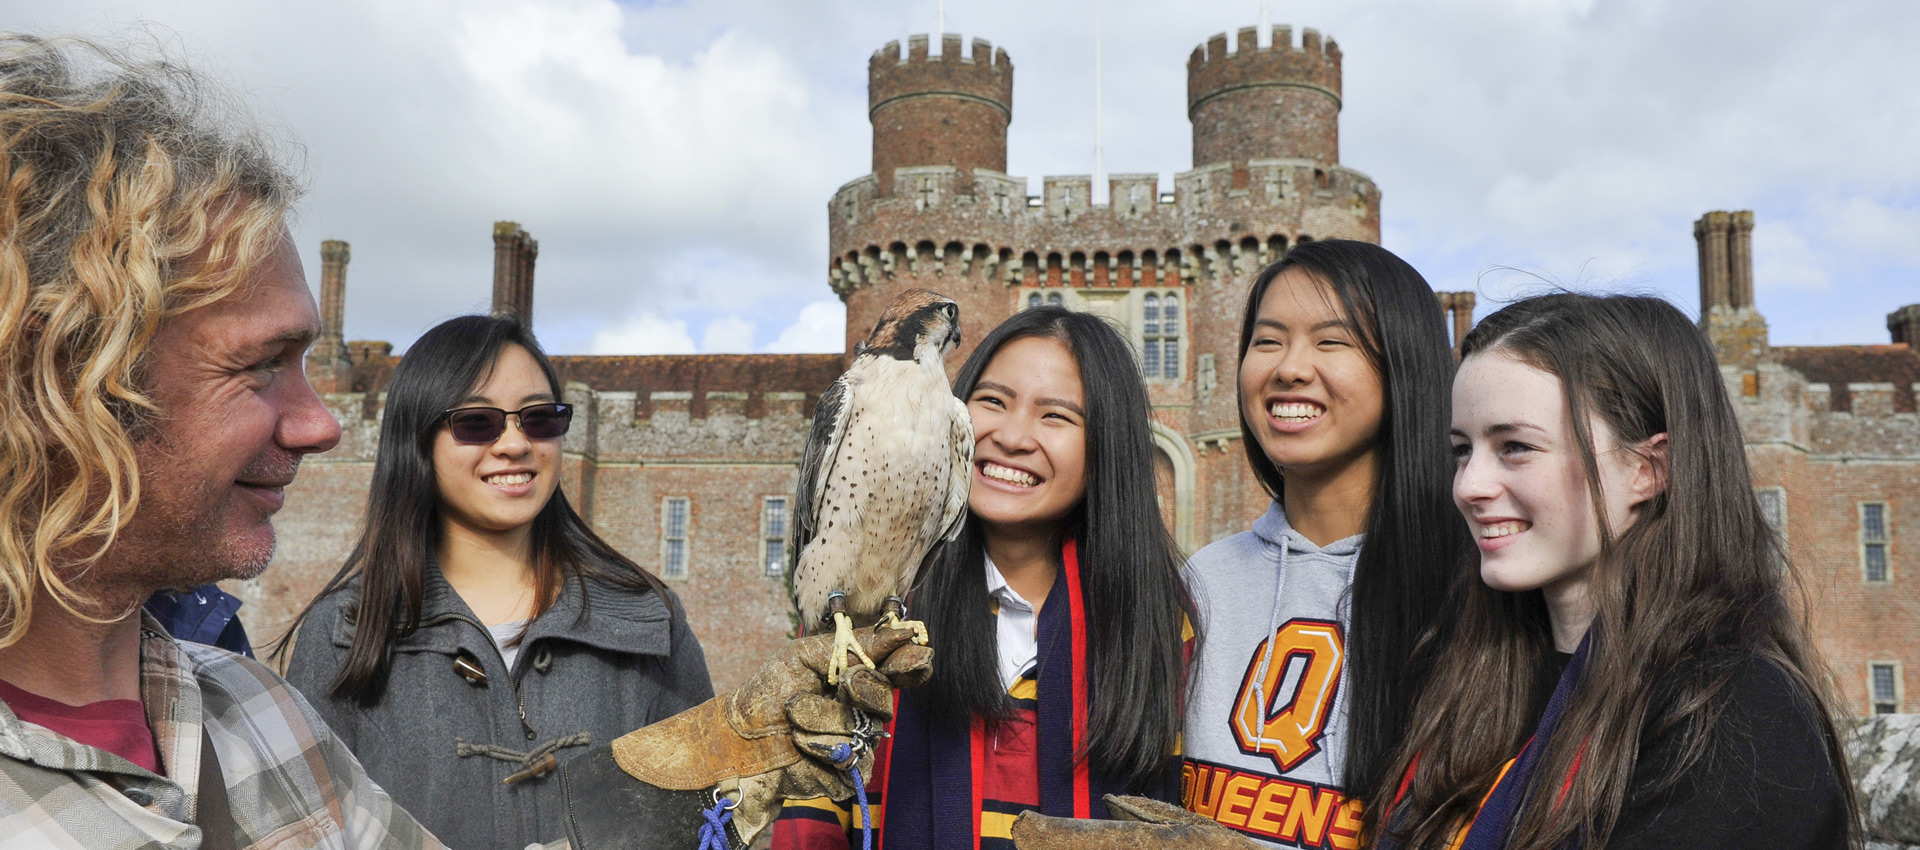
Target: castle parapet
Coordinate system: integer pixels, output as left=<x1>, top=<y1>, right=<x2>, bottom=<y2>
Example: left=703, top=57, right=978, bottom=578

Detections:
left=826, top=159, right=1379, bottom=299
left=1851, top=383, right=1899, bottom=418
left=1787, top=380, right=1920, bottom=459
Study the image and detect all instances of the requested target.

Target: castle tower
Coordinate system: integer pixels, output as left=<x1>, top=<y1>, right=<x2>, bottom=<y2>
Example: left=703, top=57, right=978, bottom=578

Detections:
left=1695, top=210, right=1768, bottom=368
left=492, top=221, right=537, bottom=323
left=868, top=34, right=1012, bottom=197
left=1188, top=26, right=1342, bottom=172
left=306, top=239, right=353, bottom=394
left=828, top=24, right=1380, bottom=547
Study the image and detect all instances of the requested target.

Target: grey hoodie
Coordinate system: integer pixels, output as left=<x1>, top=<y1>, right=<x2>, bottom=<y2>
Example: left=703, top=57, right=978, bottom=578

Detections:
left=1183, top=501, right=1363, bottom=848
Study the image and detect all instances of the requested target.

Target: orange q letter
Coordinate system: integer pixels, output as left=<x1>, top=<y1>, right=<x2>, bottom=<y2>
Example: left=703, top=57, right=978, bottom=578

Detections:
left=1229, top=619, right=1344, bottom=773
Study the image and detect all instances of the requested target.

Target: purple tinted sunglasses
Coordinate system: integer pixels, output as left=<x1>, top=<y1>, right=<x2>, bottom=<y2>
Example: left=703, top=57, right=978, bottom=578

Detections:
left=440, top=403, right=572, bottom=444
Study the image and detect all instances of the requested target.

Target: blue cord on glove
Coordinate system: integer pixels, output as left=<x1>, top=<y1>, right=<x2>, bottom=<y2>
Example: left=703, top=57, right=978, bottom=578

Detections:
left=829, top=742, right=873, bottom=850
left=696, top=795, right=736, bottom=850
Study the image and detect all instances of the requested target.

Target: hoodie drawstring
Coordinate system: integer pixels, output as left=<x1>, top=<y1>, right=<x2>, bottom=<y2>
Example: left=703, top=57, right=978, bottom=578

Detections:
left=1246, top=532, right=1290, bottom=760
left=1244, top=528, right=1355, bottom=783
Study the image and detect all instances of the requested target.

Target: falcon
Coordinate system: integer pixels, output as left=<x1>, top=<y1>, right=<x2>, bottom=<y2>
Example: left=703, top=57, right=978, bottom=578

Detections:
left=789, top=289, right=973, bottom=684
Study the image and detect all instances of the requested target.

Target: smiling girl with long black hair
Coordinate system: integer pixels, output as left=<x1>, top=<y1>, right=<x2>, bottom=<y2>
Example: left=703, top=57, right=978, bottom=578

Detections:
left=776, top=306, right=1199, bottom=850
left=1175, top=240, right=1470, bottom=847
left=282, top=315, right=711, bottom=850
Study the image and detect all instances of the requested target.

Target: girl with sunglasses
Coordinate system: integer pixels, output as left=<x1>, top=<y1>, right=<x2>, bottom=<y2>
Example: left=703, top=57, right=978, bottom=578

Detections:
left=1368, top=294, right=1855, bottom=849
left=775, top=306, right=1199, bottom=849
left=283, top=314, right=711, bottom=850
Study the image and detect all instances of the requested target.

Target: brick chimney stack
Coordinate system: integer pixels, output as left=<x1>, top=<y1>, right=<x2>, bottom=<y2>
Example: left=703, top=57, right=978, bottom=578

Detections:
left=1727, top=210, right=1754, bottom=309
left=1891, top=304, right=1920, bottom=347
left=306, top=239, right=354, bottom=394
left=1436, top=291, right=1476, bottom=358
left=492, top=221, right=537, bottom=323
left=1694, top=210, right=1768, bottom=368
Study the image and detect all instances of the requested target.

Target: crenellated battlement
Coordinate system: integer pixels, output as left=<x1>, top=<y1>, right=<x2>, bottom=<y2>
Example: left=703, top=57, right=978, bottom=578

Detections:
left=870, top=34, right=1012, bottom=118
left=316, top=385, right=825, bottom=469
left=826, top=158, right=1379, bottom=296
left=1188, top=25, right=1342, bottom=117
left=1801, top=382, right=1920, bottom=458
left=1726, top=360, right=1920, bottom=460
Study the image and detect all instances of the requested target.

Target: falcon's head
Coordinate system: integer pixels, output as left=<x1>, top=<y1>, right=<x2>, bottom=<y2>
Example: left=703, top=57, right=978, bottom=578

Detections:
left=860, top=289, right=961, bottom=364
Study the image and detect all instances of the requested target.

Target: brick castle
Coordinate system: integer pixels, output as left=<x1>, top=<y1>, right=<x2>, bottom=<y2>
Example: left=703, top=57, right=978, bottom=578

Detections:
left=253, top=24, right=1916, bottom=712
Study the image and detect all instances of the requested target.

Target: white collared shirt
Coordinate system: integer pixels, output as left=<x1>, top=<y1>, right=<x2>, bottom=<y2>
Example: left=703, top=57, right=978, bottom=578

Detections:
left=985, top=554, right=1041, bottom=691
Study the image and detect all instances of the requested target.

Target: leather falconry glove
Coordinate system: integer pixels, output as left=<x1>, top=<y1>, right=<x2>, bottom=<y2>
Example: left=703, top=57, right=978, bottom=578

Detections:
left=1011, top=795, right=1269, bottom=850
left=559, top=624, right=932, bottom=850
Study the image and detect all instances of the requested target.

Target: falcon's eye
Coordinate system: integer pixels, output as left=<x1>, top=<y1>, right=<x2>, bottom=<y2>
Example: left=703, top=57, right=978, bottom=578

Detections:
left=942, top=303, right=957, bottom=320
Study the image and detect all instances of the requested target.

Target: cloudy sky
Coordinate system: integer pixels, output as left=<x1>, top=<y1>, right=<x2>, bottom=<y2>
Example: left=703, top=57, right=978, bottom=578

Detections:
left=10, top=0, right=1917, bottom=354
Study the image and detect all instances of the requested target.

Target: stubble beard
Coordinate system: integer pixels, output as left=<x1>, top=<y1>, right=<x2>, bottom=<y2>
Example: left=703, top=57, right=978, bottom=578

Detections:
left=107, top=445, right=291, bottom=599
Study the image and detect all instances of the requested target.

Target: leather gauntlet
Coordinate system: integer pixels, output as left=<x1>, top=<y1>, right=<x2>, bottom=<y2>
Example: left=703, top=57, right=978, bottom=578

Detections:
left=562, top=625, right=932, bottom=849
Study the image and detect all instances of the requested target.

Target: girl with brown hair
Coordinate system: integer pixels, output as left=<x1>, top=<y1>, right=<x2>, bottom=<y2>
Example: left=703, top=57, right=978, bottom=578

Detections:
left=1373, top=293, right=1857, bottom=849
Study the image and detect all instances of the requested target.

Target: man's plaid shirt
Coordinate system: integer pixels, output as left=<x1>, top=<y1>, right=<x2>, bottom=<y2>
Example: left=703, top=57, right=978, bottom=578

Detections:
left=0, top=615, right=450, bottom=850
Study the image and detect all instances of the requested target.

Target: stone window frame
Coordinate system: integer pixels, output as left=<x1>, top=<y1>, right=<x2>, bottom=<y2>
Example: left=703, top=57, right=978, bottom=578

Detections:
left=1014, top=287, right=1186, bottom=381
left=1754, top=486, right=1787, bottom=545
left=1861, top=501, right=1891, bottom=584
left=762, top=496, right=790, bottom=578
left=1869, top=661, right=1902, bottom=715
left=1141, top=292, right=1182, bottom=381
left=661, top=497, right=690, bottom=579
left=1025, top=292, right=1064, bottom=310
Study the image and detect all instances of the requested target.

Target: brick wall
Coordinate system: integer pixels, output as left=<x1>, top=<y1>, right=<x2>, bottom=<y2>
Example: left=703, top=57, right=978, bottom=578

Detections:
left=1731, top=361, right=1920, bottom=716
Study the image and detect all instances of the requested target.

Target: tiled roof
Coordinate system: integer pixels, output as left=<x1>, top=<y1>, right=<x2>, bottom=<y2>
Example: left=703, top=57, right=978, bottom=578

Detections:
left=1775, top=344, right=1920, bottom=412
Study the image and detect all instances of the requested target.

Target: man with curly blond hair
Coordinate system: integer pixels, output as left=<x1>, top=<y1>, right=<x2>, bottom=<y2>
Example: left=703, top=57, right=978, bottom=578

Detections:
left=0, top=31, right=444, bottom=850
left=0, top=33, right=929, bottom=850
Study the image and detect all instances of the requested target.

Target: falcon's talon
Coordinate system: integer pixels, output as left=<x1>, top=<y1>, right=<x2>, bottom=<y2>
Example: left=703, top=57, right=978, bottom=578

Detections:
left=879, top=611, right=929, bottom=646
left=826, top=610, right=877, bottom=686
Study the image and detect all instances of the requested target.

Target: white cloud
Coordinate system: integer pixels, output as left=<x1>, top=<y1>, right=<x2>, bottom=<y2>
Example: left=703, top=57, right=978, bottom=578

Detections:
left=589, top=312, right=696, bottom=355
left=1814, top=196, right=1920, bottom=266
left=9, top=0, right=1917, bottom=351
left=1752, top=227, right=1833, bottom=294
left=700, top=315, right=758, bottom=353
left=764, top=301, right=846, bottom=354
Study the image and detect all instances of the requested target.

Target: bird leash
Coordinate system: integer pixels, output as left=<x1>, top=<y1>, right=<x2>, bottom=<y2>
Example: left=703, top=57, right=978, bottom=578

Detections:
left=829, top=708, right=884, bottom=850
left=690, top=711, right=881, bottom=850
left=695, top=794, right=736, bottom=850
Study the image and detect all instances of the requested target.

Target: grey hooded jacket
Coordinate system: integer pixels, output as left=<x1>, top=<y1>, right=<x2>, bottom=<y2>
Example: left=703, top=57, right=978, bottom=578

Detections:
left=286, top=565, right=713, bottom=850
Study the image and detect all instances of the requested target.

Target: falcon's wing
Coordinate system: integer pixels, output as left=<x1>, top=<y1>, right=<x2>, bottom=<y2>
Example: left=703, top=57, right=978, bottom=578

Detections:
left=936, top=395, right=974, bottom=544
left=788, top=375, right=851, bottom=599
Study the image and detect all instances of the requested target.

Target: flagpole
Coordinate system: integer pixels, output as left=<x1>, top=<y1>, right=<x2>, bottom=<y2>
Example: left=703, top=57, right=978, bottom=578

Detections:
left=1093, top=0, right=1104, bottom=204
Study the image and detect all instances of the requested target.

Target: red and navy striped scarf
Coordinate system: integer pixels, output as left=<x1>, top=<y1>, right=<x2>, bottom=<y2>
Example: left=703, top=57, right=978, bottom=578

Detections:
left=879, top=539, right=1179, bottom=849
left=1384, top=633, right=1591, bottom=850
